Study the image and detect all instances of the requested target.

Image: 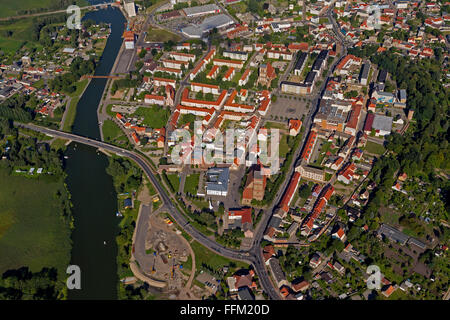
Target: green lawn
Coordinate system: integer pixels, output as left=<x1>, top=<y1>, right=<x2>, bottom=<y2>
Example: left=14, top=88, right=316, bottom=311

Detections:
left=133, top=106, right=170, bottom=129
left=190, top=241, right=248, bottom=276
left=145, top=26, right=181, bottom=43
left=365, top=141, right=385, bottom=155
left=147, top=180, right=157, bottom=197
left=0, top=18, right=35, bottom=53
left=166, top=173, right=180, bottom=193
left=190, top=198, right=209, bottom=211
left=62, top=79, right=89, bottom=132
left=102, top=119, right=122, bottom=142
left=0, top=168, right=71, bottom=280
left=68, top=79, right=89, bottom=98
left=101, top=120, right=131, bottom=149
left=264, top=121, right=287, bottom=130
left=279, top=134, right=290, bottom=158
left=184, top=173, right=199, bottom=195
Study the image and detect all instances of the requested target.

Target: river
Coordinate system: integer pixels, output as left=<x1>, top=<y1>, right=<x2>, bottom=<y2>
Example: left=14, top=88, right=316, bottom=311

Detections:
left=65, top=3, right=125, bottom=299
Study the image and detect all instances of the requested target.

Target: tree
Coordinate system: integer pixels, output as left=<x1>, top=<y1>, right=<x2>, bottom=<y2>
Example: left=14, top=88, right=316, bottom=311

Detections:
left=299, top=184, right=311, bottom=198
left=139, top=49, right=147, bottom=59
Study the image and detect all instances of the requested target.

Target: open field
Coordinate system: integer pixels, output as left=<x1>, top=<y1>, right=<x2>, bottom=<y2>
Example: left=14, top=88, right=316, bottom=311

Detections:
left=279, top=134, right=290, bottom=158
left=190, top=241, right=249, bottom=276
left=365, top=141, right=385, bottom=155
left=264, top=121, right=288, bottom=130
left=0, top=0, right=88, bottom=18
left=0, top=168, right=71, bottom=279
left=166, top=173, right=180, bottom=193
left=0, top=18, right=35, bottom=53
left=145, top=26, right=180, bottom=43
left=134, top=106, right=170, bottom=129
left=102, top=119, right=131, bottom=149
left=146, top=0, right=168, bottom=13
left=184, top=173, right=200, bottom=195
left=62, top=79, right=89, bottom=132
left=102, top=120, right=123, bottom=141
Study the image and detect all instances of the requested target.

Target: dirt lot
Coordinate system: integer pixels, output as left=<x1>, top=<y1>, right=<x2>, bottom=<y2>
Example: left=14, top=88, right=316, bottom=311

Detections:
left=144, top=213, right=192, bottom=293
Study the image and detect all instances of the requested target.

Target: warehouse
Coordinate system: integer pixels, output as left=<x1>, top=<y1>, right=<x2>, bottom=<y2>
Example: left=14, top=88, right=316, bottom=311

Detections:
left=181, top=14, right=234, bottom=38
left=182, top=4, right=221, bottom=17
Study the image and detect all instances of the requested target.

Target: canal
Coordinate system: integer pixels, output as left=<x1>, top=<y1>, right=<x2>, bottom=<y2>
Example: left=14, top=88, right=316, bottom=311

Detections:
left=65, top=3, right=125, bottom=299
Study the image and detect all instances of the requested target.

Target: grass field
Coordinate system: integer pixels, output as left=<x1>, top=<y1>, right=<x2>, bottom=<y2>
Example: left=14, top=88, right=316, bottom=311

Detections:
left=145, top=26, right=180, bottom=43
left=62, top=79, right=89, bottom=132
left=166, top=173, right=180, bottom=193
left=0, top=0, right=88, bottom=18
left=146, top=0, right=168, bottom=13
left=133, top=106, right=170, bottom=129
left=146, top=179, right=157, bottom=197
left=279, top=134, right=290, bottom=158
left=184, top=173, right=199, bottom=195
left=190, top=241, right=248, bottom=276
left=0, top=168, right=71, bottom=279
left=0, top=18, right=35, bottom=53
left=102, top=120, right=122, bottom=141
left=190, top=198, right=209, bottom=211
left=264, top=121, right=287, bottom=130
left=365, top=141, right=385, bottom=155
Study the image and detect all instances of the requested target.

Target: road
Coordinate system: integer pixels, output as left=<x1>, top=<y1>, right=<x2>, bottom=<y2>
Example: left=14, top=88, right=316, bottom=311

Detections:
left=14, top=121, right=279, bottom=299
left=245, top=4, right=351, bottom=298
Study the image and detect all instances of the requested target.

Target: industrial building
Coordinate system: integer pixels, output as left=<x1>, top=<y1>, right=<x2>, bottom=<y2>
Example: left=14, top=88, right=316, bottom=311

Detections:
left=182, top=4, right=221, bottom=17
left=181, top=14, right=234, bottom=38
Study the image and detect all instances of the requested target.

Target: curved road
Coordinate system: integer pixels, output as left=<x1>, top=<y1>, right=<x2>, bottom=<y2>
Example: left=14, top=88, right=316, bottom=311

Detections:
left=14, top=121, right=280, bottom=299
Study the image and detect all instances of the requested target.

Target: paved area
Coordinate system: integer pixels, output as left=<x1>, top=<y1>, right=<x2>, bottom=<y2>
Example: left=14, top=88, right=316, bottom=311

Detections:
left=268, top=95, right=311, bottom=120
left=113, top=47, right=136, bottom=74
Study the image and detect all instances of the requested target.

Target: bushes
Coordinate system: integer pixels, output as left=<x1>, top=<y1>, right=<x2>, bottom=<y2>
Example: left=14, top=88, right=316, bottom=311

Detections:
left=110, top=78, right=139, bottom=95
left=0, top=267, right=64, bottom=300
left=216, top=229, right=243, bottom=248
left=49, top=57, right=96, bottom=94
left=106, top=157, right=142, bottom=193
left=0, top=94, right=33, bottom=122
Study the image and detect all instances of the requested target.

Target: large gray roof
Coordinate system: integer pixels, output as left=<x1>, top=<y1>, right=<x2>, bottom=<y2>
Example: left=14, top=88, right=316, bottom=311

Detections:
left=183, top=4, right=220, bottom=16
left=372, top=114, right=393, bottom=133
left=378, top=224, right=408, bottom=245
left=206, top=167, right=230, bottom=193
left=181, top=14, right=234, bottom=38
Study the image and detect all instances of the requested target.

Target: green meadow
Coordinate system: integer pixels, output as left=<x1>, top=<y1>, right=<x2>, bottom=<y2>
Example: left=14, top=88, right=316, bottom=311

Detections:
left=0, top=168, right=71, bottom=280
